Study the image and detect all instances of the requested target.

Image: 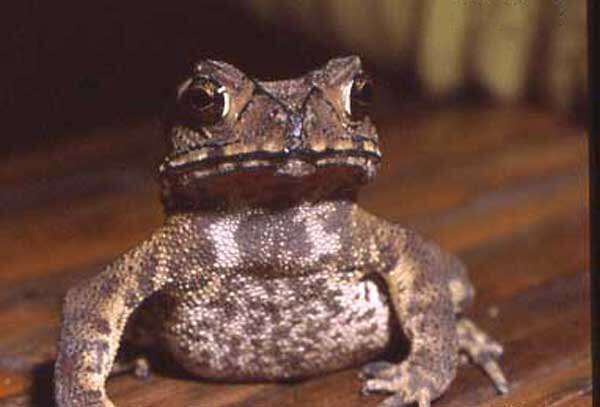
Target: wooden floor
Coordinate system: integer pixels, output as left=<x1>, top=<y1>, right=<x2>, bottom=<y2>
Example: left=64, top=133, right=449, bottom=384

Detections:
left=0, top=106, right=590, bottom=406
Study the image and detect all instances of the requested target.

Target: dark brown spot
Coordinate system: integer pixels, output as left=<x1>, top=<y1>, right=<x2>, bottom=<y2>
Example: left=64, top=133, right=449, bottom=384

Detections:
left=125, top=290, right=139, bottom=309
left=98, top=273, right=121, bottom=297
left=89, top=317, right=111, bottom=335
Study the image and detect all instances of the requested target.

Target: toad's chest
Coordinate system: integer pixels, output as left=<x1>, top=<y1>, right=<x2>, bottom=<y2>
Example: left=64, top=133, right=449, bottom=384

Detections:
left=160, top=271, right=397, bottom=380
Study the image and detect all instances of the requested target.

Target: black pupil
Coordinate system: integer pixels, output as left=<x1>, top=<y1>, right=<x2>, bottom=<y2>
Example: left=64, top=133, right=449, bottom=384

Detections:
left=350, top=75, right=373, bottom=120
left=183, top=79, right=225, bottom=126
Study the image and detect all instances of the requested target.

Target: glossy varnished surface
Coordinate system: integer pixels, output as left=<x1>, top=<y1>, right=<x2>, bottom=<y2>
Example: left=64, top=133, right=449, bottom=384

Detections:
left=0, top=106, right=589, bottom=406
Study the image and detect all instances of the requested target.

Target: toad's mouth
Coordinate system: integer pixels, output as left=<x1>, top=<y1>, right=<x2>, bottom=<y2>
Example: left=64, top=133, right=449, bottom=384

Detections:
left=159, top=146, right=382, bottom=179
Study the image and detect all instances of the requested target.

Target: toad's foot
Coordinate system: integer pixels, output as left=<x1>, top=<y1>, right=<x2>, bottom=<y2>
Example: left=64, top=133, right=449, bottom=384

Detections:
left=360, top=361, right=448, bottom=407
left=457, top=318, right=508, bottom=394
left=110, top=356, right=151, bottom=380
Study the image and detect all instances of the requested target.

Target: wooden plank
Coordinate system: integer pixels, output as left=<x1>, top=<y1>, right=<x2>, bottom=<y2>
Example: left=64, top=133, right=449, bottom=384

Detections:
left=416, top=172, right=586, bottom=252
left=463, top=209, right=588, bottom=305
left=375, top=107, right=584, bottom=175
left=0, top=107, right=589, bottom=406
left=476, top=356, right=591, bottom=407
left=440, top=273, right=590, bottom=406
left=0, top=189, right=162, bottom=285
left=0, top=120, right=160, bottom=188
left=367, top=135, right=586, bottom=221
left=0, top=372, right=29, bottom=400
left=563, top=393, right=593, bottom=407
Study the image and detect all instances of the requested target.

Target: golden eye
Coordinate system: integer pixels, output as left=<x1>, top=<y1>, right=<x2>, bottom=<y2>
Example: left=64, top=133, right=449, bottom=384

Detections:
left=346, top=72, right=373, bottom=121
left=181, top=78, right=229, bottom=126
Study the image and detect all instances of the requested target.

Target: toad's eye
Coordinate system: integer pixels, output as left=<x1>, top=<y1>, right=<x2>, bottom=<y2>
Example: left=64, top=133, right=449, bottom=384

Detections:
left=181, top=78, right=229, bottom=127
left=345, top=72, right=373, bottom=121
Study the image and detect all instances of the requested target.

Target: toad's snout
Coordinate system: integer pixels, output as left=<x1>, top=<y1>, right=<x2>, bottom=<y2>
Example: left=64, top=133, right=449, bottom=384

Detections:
left=285, top=112, right=305, bottom=153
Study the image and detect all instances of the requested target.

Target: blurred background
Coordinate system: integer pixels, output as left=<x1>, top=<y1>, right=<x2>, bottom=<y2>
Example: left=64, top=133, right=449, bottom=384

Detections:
left=1, top=0, right=587, bottom=155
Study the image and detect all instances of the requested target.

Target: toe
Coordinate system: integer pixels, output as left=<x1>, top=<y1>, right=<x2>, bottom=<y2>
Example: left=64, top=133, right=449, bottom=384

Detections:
left=133, top=357, right=151, bottom=380
left=362, top=378, right=399, bottom=394
left=458, top=353, right=470, bottom=365
left=417, top=389, right=432, bottom=407
left=482, top=360, right=509, bottom=394
left=374, top=388, right=432, bottom=407
left=360, top=361, right=395, bottom=379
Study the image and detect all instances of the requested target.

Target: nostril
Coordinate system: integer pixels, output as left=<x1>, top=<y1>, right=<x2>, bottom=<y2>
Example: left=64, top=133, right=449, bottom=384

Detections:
left=285, top=113, right=304, bottom=152
left=288, top=114, right=303, bottom=139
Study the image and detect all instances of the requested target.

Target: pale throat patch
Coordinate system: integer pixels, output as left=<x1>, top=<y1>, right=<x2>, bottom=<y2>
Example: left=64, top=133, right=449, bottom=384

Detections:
left=306, top=221, right=341, bottom=260
left=208, top=218, right=241, bottom=268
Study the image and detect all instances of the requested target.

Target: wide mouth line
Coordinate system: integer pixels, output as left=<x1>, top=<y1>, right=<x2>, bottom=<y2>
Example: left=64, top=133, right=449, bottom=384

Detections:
left=161, top=147, right=381, bottom=174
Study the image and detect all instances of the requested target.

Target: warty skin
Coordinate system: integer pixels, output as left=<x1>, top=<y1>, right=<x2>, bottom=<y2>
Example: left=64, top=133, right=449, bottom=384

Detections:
left=54, top=56, right=507, bottom=407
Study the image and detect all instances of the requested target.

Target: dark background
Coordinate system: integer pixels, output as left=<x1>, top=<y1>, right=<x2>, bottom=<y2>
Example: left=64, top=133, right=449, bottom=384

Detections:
left=3, top=1, right=585, bottom=156
left=1, top=2, right=387, bottom=154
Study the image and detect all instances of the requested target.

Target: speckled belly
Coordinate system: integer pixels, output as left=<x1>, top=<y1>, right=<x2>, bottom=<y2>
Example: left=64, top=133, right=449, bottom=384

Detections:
left=160, top=272, right=395, bottom=380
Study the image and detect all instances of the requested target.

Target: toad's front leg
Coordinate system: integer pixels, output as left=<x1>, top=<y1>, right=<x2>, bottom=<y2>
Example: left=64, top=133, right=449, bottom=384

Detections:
left=360, top=229, right=462, bottom=407
left=54, top=218, right=199, bottom=407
